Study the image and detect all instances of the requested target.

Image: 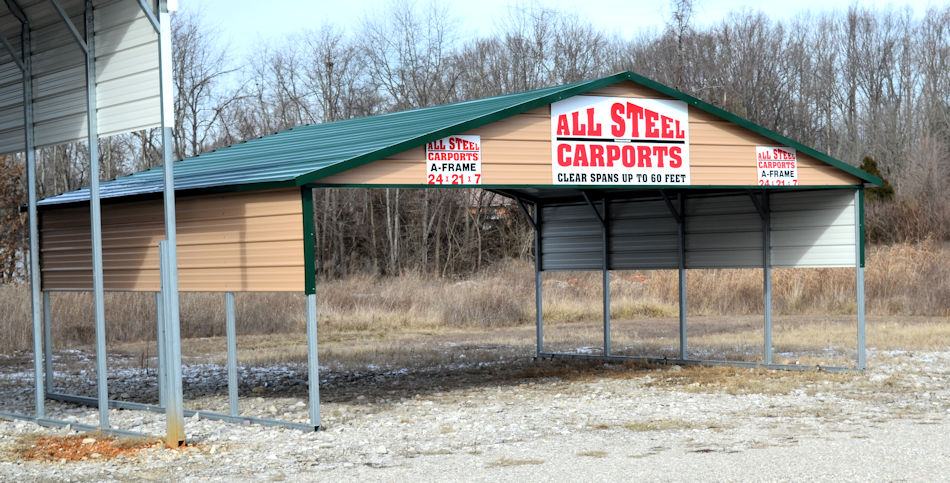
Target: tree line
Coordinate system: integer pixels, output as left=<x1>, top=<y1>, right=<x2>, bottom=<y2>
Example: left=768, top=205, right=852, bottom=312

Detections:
left=1, top=0, right=947, bottom=279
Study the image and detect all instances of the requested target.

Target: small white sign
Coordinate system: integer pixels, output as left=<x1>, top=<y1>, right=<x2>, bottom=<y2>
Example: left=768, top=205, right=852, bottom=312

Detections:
left=756, top=146, right=798, bottom=186
left=426, top=135, right=481, bottom=185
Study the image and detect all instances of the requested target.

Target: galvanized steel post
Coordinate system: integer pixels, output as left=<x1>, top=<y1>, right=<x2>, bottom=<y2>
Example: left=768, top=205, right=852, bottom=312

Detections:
left=51, top=0, right=111, bottom=429
left=153, top=0, right=185, bottom=445
left=534, top=202, right=543, bottom=356
left=762, top=191, right=773, bottom=365
left=11, top=0, right=45, bottom=421
left=855, top=189, right=866, bottom=369
left=159, top=241, right=185, bottom=446
left=155, top=292, right=165, bottom=408
left=601, top=199, right=610, bottom=357
left=678, top=194, right=687, bottom=360
left=43, top=292, right=52, bottom=391
left=305, top=293, right=320, bottom=428
left=225, top=292, right=239, bottom=417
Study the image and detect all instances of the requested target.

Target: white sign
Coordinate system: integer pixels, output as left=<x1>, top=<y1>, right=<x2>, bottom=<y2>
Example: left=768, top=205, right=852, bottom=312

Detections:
left=551, top=96, right=690, bottom=185
left=756, top=146, right=798, bottom=186
left=426, top=135, right=481, bottom=185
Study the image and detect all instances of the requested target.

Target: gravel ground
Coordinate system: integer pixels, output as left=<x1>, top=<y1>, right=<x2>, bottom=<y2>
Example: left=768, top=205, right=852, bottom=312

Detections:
left=1, top=348, right=949, bottom=481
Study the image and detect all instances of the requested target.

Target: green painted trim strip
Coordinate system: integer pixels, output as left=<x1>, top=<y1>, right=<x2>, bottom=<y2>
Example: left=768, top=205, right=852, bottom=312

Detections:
left=308, top=183, right=862, bottom=190
left=858, top=188, right=865, bottom=268
left=300, top=187, right=316, bottom=295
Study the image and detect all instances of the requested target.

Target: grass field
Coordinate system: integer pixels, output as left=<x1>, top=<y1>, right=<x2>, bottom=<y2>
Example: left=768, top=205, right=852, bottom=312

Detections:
left=0, top=241, right=947, bottom=366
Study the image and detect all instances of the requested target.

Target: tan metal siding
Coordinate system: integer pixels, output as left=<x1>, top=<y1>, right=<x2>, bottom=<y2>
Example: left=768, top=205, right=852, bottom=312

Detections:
left=580, top=81, right=675, bottom=99
left=318, top=84, right=860, bottom=187
left=40, top=188, right=305, bottom=292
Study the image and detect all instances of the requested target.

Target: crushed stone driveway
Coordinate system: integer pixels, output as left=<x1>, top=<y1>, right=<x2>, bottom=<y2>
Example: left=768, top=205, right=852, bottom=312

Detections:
left=1, top=349, right=949, bottom=481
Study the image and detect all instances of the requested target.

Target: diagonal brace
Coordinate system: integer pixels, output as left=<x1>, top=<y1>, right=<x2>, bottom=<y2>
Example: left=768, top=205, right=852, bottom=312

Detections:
left=136, top=0, right=160, bottom=32
left=49, top=0, right=88, bottom=53
left=514, top=197, right=537, bottom=231
left=660, top=189, right=682, bottom=224
left=748, top=190, right=767, bottom=220
left=581, top=191, right=606, bottom=226
left=0, top=32, right=24, bottom=71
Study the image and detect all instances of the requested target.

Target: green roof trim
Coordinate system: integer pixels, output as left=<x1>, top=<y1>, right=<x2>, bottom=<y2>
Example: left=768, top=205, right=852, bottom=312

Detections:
left=39, top=71, right=880, bottom=206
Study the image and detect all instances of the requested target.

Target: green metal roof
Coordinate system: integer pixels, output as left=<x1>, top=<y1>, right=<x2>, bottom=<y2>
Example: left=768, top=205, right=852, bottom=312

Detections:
left=39, top=71, right=881, bottom=206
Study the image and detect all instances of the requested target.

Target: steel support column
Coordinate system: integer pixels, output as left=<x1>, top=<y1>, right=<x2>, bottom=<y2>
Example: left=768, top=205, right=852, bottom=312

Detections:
left=305, top=293, right=320, bottom=429
left=225, top=292, right=238, bottom=417
left=154, top=0, right=185, bottom=445
left=855, top=189, right=866, bottom=369
left=82, top=0, right=110, bottom=431
left=677, top=194, right=687, bottom=359
left=600, top=199, right=610, bottom=356
left=43, top=291, right=52, bottom=391
left=534, top=202, right=543, bottom=356
left=761, top=192, right=773, bottom=365
left=51, top=0, right=110, bottom=429
left=155, top=292, right=165, bottom=408
left=159, top=241, right=184, bottom=446
left=10, top=0, right=45, bottom=421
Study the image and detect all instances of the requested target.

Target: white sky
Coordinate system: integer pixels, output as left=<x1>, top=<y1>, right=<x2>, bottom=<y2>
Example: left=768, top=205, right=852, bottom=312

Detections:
left=188, top=0, right=938, bottom=61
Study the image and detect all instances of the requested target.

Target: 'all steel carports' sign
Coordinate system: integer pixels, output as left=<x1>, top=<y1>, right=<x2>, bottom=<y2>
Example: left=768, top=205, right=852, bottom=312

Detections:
left=551, top=96, right=690, bottom=185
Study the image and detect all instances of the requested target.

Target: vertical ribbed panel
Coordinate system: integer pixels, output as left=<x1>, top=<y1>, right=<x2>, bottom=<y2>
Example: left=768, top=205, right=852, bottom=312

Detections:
left=770, top=189, right=856, bottom=267
left=608, top=198, right=679, bottom=269
left=540, top=203, right=602, bottom=270
left=94, top=0, right=159, bottom=136
left=0, top=0, right=159, bottom=154
left=684, top=194, right=762, bottom=268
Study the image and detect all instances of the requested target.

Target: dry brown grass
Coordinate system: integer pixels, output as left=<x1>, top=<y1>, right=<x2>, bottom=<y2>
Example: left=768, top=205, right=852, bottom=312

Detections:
left=621, top=420, right=704, bottom=432
left=643, top=365, right=855, bottom=395
left=486, top=457, right=545, bottom=467
left=0, top=242, right=947, bottom=355
left=576, top=450, right=608, bottom=457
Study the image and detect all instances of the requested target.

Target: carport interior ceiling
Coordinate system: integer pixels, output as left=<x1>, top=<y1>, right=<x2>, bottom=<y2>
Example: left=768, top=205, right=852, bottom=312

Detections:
left=0, top=0, right=160, bottom=154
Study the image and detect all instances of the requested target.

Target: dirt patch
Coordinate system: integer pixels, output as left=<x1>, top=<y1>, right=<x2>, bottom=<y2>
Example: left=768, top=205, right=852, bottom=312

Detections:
left=13, top=433, right=159, bottom=462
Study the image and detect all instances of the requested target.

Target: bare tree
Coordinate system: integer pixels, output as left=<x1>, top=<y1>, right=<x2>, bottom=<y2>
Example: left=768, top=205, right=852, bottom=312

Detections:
left=172, top=8, right=242, bottom=159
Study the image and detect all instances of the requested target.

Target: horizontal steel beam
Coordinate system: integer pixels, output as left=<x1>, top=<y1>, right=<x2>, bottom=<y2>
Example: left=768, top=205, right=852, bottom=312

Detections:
left=536, top=352, right=858, bottom=373
left=0, top=410, right=150, bottom=438
left=46, top=392, right=319, bottom=432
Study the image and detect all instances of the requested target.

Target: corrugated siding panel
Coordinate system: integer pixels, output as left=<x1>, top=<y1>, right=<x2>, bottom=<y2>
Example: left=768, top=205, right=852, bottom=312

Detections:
left=94, top=0, right=160, bottom=136
left=540, top=203, right=602, bottom=270
left=685, top=194, right=762, bottom=268
left=608, top=199, right=679, bottom=269
left=39, top=188, right=305, bottom=292
left=770, top=189, right=856, bottom=267
left=539, top=191, right=856, bottom=271
left=0, top=0, right=159, bottom=155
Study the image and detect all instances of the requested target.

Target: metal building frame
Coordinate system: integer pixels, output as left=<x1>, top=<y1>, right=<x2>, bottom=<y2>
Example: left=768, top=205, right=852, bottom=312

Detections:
left=4, top=59, right=876, bottom=447
left=0, top=0, right=188, bottom=446
left=507, top=188, right=867, bottom=372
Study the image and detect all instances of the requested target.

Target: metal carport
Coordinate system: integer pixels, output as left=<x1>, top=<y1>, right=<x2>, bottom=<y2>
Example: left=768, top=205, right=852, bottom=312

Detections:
left=27, top=70, right=881, bottom=444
